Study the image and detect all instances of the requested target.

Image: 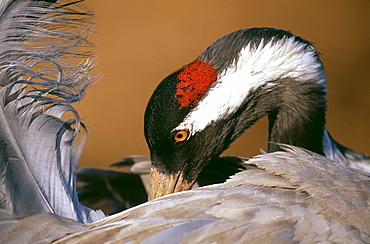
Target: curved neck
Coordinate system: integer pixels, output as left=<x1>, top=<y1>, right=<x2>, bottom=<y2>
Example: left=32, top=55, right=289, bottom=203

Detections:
left=267, top=79, right=327, bottom=155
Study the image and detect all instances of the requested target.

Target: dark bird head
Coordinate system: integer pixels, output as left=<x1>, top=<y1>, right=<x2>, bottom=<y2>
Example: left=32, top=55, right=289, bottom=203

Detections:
left=144, top=27, right=327, bottom=200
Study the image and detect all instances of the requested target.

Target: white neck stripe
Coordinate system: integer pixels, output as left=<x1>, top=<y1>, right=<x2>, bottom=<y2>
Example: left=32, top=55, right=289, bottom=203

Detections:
left=175, top=36, right=326, bottom=135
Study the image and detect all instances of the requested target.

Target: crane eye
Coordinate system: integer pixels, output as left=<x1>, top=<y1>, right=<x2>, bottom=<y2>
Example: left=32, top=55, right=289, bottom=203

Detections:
left=173, top=129, right=189, bottom=142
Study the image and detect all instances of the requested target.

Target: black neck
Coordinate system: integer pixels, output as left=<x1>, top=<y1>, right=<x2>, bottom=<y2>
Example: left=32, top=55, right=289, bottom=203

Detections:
left=267, top=79, right=327, bottom=154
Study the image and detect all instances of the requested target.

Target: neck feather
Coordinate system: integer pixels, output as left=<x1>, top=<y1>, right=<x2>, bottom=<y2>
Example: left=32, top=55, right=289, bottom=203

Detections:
left=267, top=79, right=327, bottom=154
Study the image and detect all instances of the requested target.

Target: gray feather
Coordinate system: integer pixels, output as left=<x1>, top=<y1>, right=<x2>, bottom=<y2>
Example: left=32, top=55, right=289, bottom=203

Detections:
left=0, top=0, right=104, bottom=224
left=44, top=146, right=368, bottom=243
left=0, top=146, right=369, bottom=243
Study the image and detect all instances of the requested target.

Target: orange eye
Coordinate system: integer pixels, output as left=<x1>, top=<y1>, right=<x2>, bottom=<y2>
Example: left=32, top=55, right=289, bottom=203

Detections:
left=173, top=129, right=189, bottom=142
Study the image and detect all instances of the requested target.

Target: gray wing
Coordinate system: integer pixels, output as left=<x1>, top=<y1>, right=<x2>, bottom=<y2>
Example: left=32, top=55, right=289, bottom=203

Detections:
left=54, top=146, right=370, bottom=243
left=2, top=146, right=369, bottom=243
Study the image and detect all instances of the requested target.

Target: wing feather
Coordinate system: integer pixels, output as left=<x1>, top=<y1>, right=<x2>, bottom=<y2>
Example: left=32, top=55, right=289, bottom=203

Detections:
left=0, top=0, right=104, bottom=224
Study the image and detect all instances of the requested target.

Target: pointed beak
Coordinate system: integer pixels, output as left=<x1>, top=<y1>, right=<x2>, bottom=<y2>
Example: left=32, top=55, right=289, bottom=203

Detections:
left=148, top=166, right=196, bottom=200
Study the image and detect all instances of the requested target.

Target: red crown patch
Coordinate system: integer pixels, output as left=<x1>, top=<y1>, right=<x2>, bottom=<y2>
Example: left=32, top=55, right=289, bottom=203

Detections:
left=174, top=60, right=217, bottom=109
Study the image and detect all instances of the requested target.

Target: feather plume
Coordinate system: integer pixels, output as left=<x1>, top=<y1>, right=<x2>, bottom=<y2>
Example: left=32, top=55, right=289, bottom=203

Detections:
left=0, top=0, right=104, bottom=224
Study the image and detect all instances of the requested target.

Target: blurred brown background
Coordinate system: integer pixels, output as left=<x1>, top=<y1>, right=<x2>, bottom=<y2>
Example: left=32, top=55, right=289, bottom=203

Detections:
left=78, top=0, right=370, bottom=169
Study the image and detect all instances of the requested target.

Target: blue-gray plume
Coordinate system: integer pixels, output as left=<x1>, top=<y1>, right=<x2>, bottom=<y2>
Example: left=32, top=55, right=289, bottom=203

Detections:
left=0, top=0, right=104, bottom=224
